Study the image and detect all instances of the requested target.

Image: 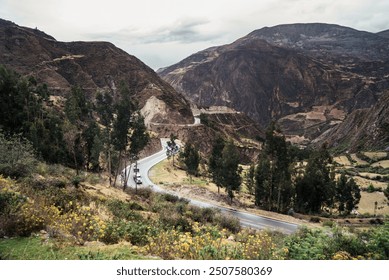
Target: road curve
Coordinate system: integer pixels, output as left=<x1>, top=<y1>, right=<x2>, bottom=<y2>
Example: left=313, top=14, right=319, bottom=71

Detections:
left=125, top=139, right=299, bottom=234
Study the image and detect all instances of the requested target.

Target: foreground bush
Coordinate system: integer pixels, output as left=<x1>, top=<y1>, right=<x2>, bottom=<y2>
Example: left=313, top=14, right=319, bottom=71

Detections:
left=142, top=222, right=282, bottom=260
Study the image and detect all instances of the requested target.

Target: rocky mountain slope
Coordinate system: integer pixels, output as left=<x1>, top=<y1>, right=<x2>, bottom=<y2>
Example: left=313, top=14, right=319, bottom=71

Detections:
left=313, top=90, right=389, bottom=152
left=159, top=23, right=389, bottom=147
left=377, top=29, right=389, bottom=39
left=0, top=18, right=193, bottom=125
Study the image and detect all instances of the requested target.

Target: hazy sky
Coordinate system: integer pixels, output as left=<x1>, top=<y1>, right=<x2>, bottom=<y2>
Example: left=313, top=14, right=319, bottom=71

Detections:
left=1, top=0, right=389, bottom=69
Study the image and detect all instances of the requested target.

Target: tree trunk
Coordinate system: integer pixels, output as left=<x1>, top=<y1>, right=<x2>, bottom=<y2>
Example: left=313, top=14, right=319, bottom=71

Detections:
left=122, top=156, right=127, bottom=191
left=113, top=150, right=122, bottom=187
left=108, top=148, right=112, bottom=187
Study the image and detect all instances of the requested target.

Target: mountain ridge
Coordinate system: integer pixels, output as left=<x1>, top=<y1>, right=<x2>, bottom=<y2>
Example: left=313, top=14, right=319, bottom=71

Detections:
left=159, top=23, right=389, bottom=148
left=0, top=18, right=194, bottom=126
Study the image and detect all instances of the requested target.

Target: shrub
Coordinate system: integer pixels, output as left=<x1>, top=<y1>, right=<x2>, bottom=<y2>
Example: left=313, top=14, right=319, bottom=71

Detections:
left=309, top=217, right=321, bottom=223
left=215, top=214, right=241, bottom=233
left=0, top=187, right=28, bottom=237
left=322, top=220, right=335, bottom=227
left=126, top=187, right=153, bottom=199
left=101, top=219, right=156, bottom=245
left=187, top=206, right=222, bottom=225
left=71, top=176, right=83, bottom=188
left=366, top=184, right=378, bottom=193
left=159, top=208, right=192, bottom=232
left=161, top=193, right=180, bottom=203
left=106, top=199, right=143, bottom=221
left=0, top=132, right=37, bottom=178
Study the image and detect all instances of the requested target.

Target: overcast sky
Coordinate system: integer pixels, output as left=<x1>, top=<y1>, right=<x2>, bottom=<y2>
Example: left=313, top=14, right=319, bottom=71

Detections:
left=1, top=0, right=389, bottom=69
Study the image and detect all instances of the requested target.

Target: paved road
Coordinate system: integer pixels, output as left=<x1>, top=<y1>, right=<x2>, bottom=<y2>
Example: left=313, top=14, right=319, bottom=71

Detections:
left=125, top=139, right=299, bottom=234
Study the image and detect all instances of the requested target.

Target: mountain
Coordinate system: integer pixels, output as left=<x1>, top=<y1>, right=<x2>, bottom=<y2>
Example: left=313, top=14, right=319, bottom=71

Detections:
left=313, top=90, right=389, bottom=152
left=159, top=23, right=389, bottom=146
left=0, top=18, right=193, bottom=125
left=377, top=29, right=389, bottom=39
left=247, top=23, right=389, bottom=64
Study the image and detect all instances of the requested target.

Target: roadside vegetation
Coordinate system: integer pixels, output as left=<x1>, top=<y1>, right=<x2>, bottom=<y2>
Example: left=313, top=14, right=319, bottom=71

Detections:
left=1, top=171, right=389, bottom=260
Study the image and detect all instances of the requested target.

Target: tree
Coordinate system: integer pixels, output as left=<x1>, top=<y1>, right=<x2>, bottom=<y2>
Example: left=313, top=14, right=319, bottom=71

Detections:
left=82, top=120, right=102, bottom=171
left=64, top=86, right=91, bottom=124
left=245, top=164, right=255, bottom=195
left=220, top=141, right=242, bottom=204
left=335, top=173, right=361, bottom=214
left=95, top=91, right=114, bottom=183
left=112, top=83, right=135, bottom=188
left=129, top=113, right=149, bottom=157
left=295, top=144, right=336, bottom=214
left=95, top=91, right=114, bottom=127
left=255, top=153, right=272, bottom=209
left=128, top=113, right=149, bottom=192
left=63, top=120, right=82, bottom=174
left=180, top=143, right=200, bottom=183
left=209, top=136, right=225, bottom=194
left=254, top=123, right=293, bottom=213
left=167, top=133, right=178, bottom=167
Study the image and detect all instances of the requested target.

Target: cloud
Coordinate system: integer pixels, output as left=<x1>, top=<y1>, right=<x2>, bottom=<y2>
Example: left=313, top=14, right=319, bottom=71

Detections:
left=1, top=0, right=389, bottom=69
left=85, top=17, right=222, bottom=45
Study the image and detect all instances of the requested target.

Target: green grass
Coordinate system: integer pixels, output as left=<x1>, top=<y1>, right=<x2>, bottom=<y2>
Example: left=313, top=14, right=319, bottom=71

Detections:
left=0, top=236, right=148, bottom=260
left=182, top=176, right=210, bottom=186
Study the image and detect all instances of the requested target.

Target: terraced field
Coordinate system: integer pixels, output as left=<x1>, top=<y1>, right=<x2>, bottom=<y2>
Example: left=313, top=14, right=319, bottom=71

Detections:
left=335, top=152, right=389, bottom=215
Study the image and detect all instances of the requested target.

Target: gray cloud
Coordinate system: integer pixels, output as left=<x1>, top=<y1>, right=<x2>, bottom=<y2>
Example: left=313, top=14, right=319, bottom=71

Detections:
left=86, top=18, right=222, bottom=45
left=2, top=0, right=389, bottom=69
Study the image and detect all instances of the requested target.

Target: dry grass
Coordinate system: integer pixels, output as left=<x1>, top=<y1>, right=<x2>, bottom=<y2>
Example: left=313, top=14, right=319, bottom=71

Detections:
left=372, top=160, right=389, bottom=168
left=350, top=154, right=369, bottom=166
left=83, top=181, right=130, bottom=202
left=149, top=159, right=203, bottom=185
left=333, top=156, right=352, bottom=166
left=353, top=176, right=387, bottom=189
left=363, top=152, right=387, bottom=161
left=358, top=192, right=389, bottom=215
left=359, top=172, right=385, bottom=179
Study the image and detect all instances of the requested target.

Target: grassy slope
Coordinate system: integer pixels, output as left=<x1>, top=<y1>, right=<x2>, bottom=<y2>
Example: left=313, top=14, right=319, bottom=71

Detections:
left=0, top=236, right=145, bottom=260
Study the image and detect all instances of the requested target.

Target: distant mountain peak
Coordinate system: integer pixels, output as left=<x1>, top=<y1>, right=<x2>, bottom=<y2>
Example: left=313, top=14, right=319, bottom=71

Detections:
left=159, top=22, right=389, bottom=148
left=247, top=23, right=389, bottom=62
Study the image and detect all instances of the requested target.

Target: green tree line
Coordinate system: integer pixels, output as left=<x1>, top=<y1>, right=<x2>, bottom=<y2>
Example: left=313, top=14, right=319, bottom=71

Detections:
left=0, top=65, right=148, bottom=182
left=207, top=123, right=361, bottom=215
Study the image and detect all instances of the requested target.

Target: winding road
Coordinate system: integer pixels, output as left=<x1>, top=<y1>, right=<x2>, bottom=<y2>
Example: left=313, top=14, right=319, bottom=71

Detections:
left=124, top=139, right=299, bottom=234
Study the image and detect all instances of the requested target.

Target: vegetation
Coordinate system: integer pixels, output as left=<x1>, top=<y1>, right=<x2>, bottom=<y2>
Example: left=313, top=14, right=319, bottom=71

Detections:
left=0, top=65, right=149, bottom=185
left=209, top=138, right=242, bottom=202
left=295, top=144, right=336, bottom=214
left=209, top=136, right=225, bottom=194
left=255, top=123, right=293, bottom=213
left=1, top=172, right=389, bottom=260
left=0, top=131, right=37, bottom=178
left=335, top=173, right=361, bottom=214
left=179, top=143, right=200, bottom=182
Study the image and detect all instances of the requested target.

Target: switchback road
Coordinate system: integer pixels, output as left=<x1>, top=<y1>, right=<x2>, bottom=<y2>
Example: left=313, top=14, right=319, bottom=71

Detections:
left=125, top=139, right=299, bottom=234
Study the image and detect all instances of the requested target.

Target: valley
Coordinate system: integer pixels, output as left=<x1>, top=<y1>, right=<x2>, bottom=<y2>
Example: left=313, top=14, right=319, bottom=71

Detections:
left=1, top=18, right=389, bottom=260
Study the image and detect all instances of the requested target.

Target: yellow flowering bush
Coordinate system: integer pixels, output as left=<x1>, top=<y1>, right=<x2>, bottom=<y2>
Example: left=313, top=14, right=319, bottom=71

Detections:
left=235, top=229, right=282, bottom=259
left=1, top=175, right=106, bottom=243
left=141, top=222, right=283, bottom=260
left=332, top=251, right=352, bottom=260
left=60, top=203, right=106, bottom=243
